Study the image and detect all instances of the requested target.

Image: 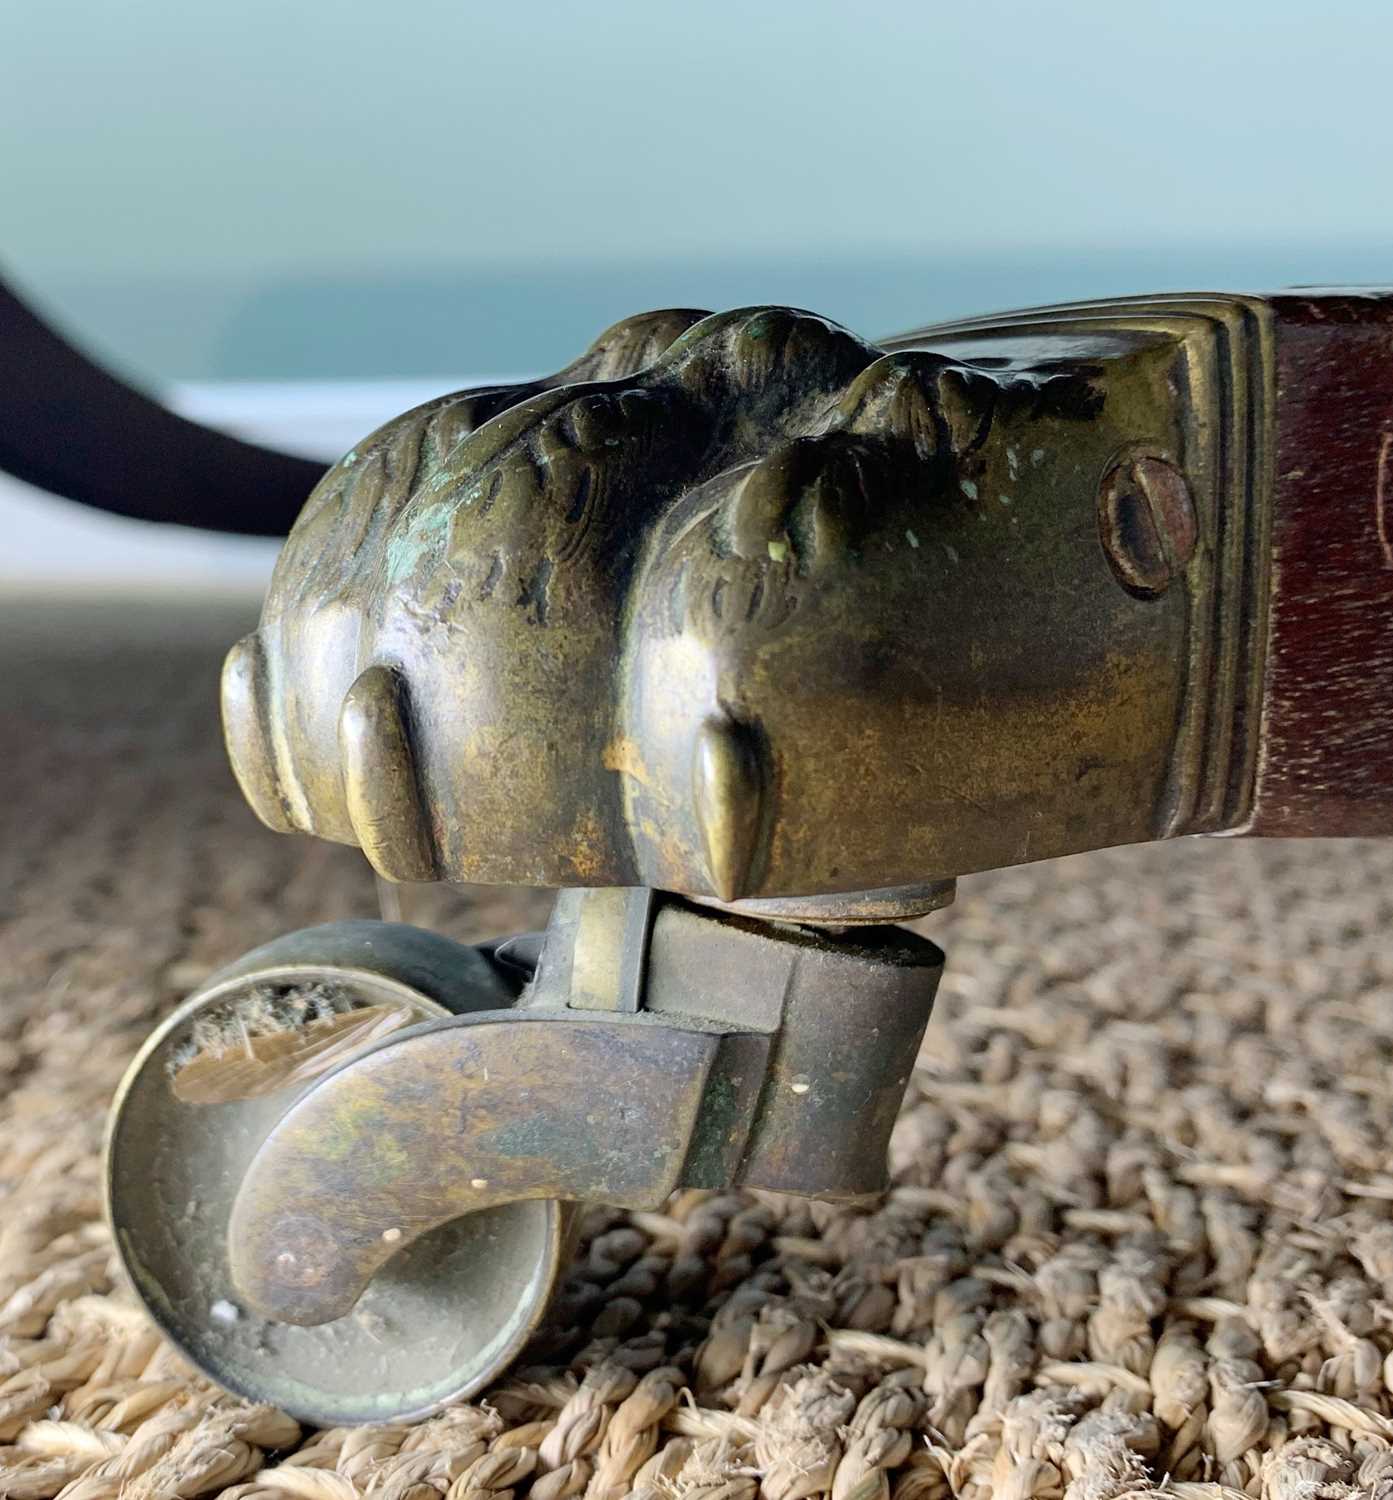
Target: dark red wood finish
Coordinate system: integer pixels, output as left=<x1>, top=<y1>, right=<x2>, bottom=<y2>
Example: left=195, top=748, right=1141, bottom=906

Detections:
left=1250, top=292, right=1393, bottom=834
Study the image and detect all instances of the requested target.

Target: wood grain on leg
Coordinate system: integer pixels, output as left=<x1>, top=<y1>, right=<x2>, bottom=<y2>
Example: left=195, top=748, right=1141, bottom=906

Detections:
left=1249, top=293, right=1393, bottom=835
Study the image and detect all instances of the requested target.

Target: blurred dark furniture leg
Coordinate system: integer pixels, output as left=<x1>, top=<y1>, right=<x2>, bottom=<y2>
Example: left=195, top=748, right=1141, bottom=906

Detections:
left=0, top=272, right=321, bottom=536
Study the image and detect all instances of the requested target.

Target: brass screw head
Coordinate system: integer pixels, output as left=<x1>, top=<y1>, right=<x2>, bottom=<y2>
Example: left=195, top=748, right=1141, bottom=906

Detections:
left=1097, top=452, right=1198, bottom=598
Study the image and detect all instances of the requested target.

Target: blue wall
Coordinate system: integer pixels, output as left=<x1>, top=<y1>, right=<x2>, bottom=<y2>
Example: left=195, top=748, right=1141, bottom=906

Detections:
left=6, top=0, right=1393, bottom=378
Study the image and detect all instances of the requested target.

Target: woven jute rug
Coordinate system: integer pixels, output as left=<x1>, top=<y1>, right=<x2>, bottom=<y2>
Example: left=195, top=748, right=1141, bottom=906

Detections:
left=4, top=593, right=1393, bottom=1500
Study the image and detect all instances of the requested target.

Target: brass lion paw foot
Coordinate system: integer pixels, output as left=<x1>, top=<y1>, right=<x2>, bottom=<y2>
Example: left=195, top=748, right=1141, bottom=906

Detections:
left=221, top=298, right=1259, bottom=905
left=109, top=290, right=1393, bottom=1420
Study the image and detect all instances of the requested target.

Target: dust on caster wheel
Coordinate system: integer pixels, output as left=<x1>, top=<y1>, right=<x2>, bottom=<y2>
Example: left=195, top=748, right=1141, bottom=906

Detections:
left=105, top=920, right=571, bottom=1426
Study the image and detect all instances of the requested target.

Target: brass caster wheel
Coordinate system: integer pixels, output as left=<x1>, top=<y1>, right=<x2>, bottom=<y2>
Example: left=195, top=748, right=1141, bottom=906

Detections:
left=105, top=921, right=570, bottom=1426
left=108, top=894, right=941, bottom=1424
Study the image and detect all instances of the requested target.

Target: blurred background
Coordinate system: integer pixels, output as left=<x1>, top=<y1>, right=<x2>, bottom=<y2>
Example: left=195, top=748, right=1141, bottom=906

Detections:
left=5, top=0, right=1393, bottom=588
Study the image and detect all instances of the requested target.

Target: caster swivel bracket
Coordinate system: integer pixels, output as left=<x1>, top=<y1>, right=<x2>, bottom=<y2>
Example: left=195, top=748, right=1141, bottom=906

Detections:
left=226, top=889, right=942, bottom=1327
left=107, top=901, right=938, bottom=1423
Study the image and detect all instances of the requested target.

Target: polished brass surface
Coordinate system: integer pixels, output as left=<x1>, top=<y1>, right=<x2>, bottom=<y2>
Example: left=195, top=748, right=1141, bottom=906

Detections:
left=223, top=298, right=1272, bottom=902
left=105, top=922, right=567, bottom=1426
